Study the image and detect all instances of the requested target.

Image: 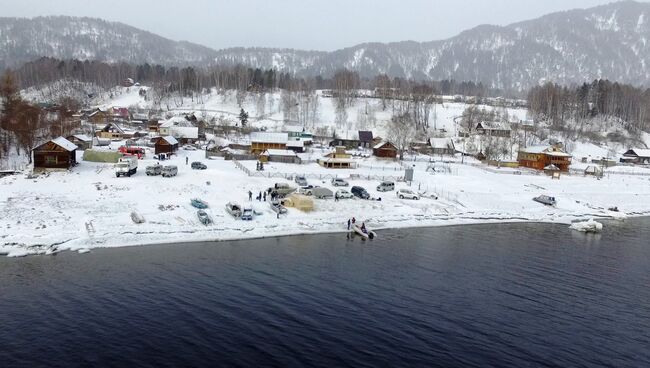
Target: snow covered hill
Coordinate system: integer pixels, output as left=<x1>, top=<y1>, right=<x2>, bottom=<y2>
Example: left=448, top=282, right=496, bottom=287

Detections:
left=0, top=16, right=217, bottom=68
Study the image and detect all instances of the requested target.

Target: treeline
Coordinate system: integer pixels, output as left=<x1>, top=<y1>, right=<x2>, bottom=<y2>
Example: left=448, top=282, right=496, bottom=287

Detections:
left=11, top=57, right=501, bottom=98
left=528, top=80, right=650, bottom=132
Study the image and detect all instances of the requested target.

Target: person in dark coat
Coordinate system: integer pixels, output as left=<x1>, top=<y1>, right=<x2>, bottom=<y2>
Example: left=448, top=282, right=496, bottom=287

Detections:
left=347, top=219, right=351, bottom=230
left=263, top=192, right=267, bottom=201
left=248, top=191, right=253, bottom=201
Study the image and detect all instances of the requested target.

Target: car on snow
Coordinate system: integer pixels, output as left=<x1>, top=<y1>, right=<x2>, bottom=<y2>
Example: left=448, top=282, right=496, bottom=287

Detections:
left=146, top=163, right=162, bottom=176
left=295, top=175, right=308, bottom=186
left=183, top=144, right=197, bottom=151
left=191, top=161, right=207, bottom=170
left=397, top=188, right=419, bottom=200
left=331, top=178, right=349, bottom=187
left=351, top=186, right=370, bottom=199
left=241, top=207, right=254, bottom=221
left=162, top=165, right=178, bottom=177
left=376, top=181, right=395, bottom=192
left=335, top=189, right=354, bottom=199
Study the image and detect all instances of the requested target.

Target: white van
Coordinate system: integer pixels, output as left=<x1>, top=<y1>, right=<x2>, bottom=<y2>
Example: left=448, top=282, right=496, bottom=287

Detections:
left=376, top=181, right=395, bottom=192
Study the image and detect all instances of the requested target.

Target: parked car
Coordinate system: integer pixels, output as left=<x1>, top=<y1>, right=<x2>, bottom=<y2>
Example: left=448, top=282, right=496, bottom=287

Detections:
left=241, top=207, right=254, bottom=221
left=269, top=183, right=296, bottom=198
left=162, top=165, right=178, bottom=177
left=183, top=144, right=197, bottom=151
left=191, top=161, right=207, bottom=170
left=397, top=188, right=419, bottom=200
left=299, top=185, right=317, bottom=195
left=312, top=187, right=334, bottom=199
left=331, top=178, right=349, bottom=187
left=351, top=186, right=370, bottom=199
left=145, top=163, right=162, bottom=176
left=335, top=189, right=354, bottom=199
left=376, top=181, right=395, bottom=192
left=295, top=175, right=308, bottom=186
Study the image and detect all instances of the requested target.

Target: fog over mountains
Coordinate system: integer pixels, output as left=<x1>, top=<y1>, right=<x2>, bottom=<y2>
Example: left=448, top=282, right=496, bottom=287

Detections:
left=1, top=1, right=650, bottom=91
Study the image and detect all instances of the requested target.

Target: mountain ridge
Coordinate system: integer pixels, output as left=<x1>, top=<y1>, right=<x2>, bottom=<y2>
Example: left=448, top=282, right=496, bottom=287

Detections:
left=1, top=1, right=650, bottom=90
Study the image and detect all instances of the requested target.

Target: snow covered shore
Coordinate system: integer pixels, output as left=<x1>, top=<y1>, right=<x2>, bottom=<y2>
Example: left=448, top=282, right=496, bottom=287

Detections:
left=2, top=148, right=650, bottom=257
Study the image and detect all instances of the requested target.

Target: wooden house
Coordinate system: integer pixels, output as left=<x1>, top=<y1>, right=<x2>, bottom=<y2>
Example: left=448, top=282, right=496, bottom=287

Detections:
left=475, top=121, right=511, bottom=137
left=97, top=123, right=127, bottom=140
left=33, top=137, right=78, bottom=170
left=429, top=138, right=456, bottom=156
left=329, top=130, right=375, bottom=149
left=620, top=149, right=650, bottom=164
left=517, top=145, right=572, bottom=171
left=259, top=149, right=301, bottom=164
left=250, top=132, right=288, bottom=154
left=66, top=134, right=93, bottom=150
left=372, top=141, right=398, bottom=158
left=318, top=146, right=356, bottom=169
left=154, top=136, right=179, bottom=155
left=88, top=109, right=108, bottom=124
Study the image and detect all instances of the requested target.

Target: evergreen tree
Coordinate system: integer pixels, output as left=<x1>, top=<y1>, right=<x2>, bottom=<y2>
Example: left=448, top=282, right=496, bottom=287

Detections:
left=239, top=108, right=249, bottom=128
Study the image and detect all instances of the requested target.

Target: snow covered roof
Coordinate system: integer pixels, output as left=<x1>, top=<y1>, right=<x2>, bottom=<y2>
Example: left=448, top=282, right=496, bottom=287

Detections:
left=625, top=148, right=650, bottom=158
left=69, top=134, right=92, bottom=142
left=520, top=145, right=572, bottom=157
left=251, top=132, right=288, bottom=144
left=358, top=131, right=374, bottom=142
left=261, top=149, right=298, bottom=157
left=39, top=137, right=78, bottom=151
left=160, top=116, right=194, bottom=128
left=544, top=164, right=560, bottom=171
left=284, top=125, right=306, bottom=133
left=429, top=137, right=455, bottom=149
left=477, top=121, right=511, bottom=130
left=159, top=136, right=178, bottom=145
left=373, top=141, right=395, bottom=150
left=286, top=140, right=304, bottom=148
left=170, top=126, right=199, bottom=139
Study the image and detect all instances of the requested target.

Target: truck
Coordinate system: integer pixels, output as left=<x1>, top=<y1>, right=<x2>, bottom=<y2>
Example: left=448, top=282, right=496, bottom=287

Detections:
left=115, top=157, right=138, bottom=177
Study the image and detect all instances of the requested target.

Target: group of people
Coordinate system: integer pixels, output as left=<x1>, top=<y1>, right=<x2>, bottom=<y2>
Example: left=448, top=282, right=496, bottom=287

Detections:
left=248, top=190, right=268, bottom=202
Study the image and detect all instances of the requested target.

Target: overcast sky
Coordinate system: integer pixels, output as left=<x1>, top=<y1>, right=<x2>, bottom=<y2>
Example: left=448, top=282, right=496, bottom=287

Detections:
left=0, top=0, right=637, bottom=50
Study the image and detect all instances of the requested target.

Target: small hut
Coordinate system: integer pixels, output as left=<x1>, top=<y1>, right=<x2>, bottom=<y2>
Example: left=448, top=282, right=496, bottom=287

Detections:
left=154, top=136, right=179, bottom=155
left=33, top=137, right=78, bottom=170
left=544, top=164, right=561, bottom=178
left=259, top=149, right=301, bottom=164
left=372, top=141, right=398, bottom=158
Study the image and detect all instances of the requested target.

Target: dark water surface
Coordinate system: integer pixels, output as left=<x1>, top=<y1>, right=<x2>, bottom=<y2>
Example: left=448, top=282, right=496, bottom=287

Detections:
left=1, top=220, right=650, bottom=367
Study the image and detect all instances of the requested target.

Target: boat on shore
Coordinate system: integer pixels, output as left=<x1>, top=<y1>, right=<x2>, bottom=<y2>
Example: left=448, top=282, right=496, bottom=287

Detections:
left=226, top=202, right=242, bottom=218
left=130, top=211, right=145, bottom=224
left=351, top=224, right=377, bottom=240
left=191, top=198, right=209, bottom=209
left=569, top=218, right=603, bottom=233
left=197, top=210, right=212, bottom=225
left=533, top=195, right=557, bottom=206
left=269, top=200, right=287, bottom=214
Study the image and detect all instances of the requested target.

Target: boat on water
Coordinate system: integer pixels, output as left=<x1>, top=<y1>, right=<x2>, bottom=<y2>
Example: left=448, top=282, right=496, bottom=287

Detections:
left=191, top=198, right=209, bottom=209
left=197, top=210, right=212, bottom=225
left=533, top=195, right=557, bottom=206
left=226, top=202, right=242, bottom=218
left=269, top=200, right=287, bottom=214
left=351, top=224, right=377, bottom=240
left=569, top=218, right=603, bottom=233
left=130, top=211, right=145, bottom=224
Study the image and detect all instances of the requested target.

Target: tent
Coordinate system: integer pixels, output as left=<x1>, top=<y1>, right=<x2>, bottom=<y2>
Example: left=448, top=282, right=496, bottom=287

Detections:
left=281, top=194, right=314, bottom=212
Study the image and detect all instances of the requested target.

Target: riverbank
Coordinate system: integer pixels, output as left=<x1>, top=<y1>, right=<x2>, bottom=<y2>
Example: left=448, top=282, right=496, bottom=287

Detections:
left=3, top=148, right=650, bottom=257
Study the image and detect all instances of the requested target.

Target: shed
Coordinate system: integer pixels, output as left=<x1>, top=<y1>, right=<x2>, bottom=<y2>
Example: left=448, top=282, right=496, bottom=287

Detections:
left=259, top=149, right=301, bottom=164
left=33, top=137, right=78, bottom=170
left=429, top=138, right=456, bottom=155
left=250, top=132, right=288, bottom=154
left=584, top=165, right=604, bottom=177
left=154, top=136, right=179, bottom=155
left=621, top=148, right=650, bottom=164
left=373, top=141, right=398, bottom=158
left=66, top=134, right=93, bottom=150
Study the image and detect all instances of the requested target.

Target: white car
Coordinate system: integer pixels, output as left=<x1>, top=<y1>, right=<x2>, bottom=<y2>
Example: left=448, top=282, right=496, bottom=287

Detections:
left=182, top=144, right=197, bottom=151
left=397, top=188, right=419, bottom=200
left=331, top=178, right=349, bottom=187
left=335, top=189, right=354, bottom=199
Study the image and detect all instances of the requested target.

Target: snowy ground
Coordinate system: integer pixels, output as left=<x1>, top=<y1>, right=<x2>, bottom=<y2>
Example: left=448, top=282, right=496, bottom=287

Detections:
left=2, top=146, right=650, bottom=257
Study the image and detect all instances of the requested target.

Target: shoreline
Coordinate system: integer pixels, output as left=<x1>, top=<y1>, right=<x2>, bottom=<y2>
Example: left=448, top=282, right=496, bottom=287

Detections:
left=3, top=212, right=645, bottom=258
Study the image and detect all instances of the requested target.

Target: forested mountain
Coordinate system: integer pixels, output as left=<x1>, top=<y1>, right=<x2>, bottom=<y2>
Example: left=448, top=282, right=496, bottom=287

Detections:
left=0, top=16, right=217, bottom=69
left=2, top=1, right=650, bottom=91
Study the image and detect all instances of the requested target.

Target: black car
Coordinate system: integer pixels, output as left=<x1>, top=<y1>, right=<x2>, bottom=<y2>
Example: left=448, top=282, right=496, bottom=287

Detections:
left=351, top=186, right=370, bottom=199
left=191, top=161, right=207, bottom=170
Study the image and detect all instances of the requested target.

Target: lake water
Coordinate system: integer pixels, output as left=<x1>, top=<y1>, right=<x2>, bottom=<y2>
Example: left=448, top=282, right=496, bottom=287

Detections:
left=1, top=220, right=649, bottom=367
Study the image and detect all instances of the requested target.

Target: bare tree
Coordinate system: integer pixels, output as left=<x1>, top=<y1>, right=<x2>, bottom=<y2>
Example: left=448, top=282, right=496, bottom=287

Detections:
left=388, top=112, right=417, bottom=160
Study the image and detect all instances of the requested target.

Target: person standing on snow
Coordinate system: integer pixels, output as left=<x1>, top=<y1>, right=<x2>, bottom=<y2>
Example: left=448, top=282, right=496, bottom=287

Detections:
left=186, top=157, right=188, bottom=165
left=248, top=191, right=253, bottom=201
left=347, top=219, right=351, bottom=230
